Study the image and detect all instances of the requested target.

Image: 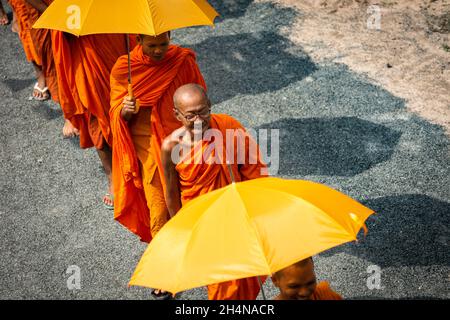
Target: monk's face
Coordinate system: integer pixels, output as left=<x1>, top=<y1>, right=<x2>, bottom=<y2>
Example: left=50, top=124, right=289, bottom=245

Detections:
left=272, top=260, right=317, bottom=300
left=137, top=32, right=170, bottom=61
left=175, top=93, right=211, bottom=136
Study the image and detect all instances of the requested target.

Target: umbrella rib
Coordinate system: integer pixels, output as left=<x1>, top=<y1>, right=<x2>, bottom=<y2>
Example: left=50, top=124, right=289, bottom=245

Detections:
left=189, top=0, right=218, bottom=24
left=243, top=183, right=360, bottom=241
left=173, top=187, right=231, bottom=293
left=232, top=184, right=272, bottom=275
left=78, top=0, right=95, bottom=36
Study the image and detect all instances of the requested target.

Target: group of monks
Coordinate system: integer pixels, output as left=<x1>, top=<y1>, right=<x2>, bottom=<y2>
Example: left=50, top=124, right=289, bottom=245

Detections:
left=3, top=0, right=342, bottom=300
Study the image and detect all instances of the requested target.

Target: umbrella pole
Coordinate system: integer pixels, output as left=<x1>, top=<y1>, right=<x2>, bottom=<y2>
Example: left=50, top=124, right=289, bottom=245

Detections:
left=126, top=34, right=139, bottom=113
left=226, top=163, right=235, bottom=183
left=257, top=276, right=267, bottom=300
left=126, top=34, right=131, bottom=85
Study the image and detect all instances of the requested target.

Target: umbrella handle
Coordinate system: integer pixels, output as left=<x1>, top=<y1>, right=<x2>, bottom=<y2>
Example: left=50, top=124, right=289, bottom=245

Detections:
left=128, top=83, right=140, bottom=114
left=258, top=276, right=267, bottom=300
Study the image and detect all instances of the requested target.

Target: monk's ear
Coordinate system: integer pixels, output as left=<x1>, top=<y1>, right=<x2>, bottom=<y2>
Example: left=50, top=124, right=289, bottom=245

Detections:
left=173, top=108, right=181, bottom=121
left=136, top=34, right=143, bottom=44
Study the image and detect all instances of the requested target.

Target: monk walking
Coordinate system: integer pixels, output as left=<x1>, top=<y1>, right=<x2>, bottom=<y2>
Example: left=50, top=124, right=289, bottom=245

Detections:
left=110, top=32, right=205, bottom=239
left=52, top=31, right=129, bottom=208
left=272, top=257, right=343, bottom=300
left=8, top=0, right=56, bottom=101
left=24, top=0, right=58, bottom=102
left=161, top=84, right=268, bottom=300
left=110, top=33, right=205, bottom=299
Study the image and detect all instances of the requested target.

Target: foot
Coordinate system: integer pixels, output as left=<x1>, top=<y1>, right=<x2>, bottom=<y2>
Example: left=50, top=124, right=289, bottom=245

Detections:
left=11, top=12, right=18, bottom=33
left=62, top=119, right=80, bottom=138
left=33, top=73, right=49, bottom=100
left=103, top=193, right=114, bottom=210
left=0, top=9, right=8, bottom=26
left=151, top=289, right=173, bottom=300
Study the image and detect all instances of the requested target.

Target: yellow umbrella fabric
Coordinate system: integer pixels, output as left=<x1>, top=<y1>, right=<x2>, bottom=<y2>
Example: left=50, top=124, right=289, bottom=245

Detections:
left=33, top=0, right=219, bottom=36
left=129, top=177, right=374, bottom=294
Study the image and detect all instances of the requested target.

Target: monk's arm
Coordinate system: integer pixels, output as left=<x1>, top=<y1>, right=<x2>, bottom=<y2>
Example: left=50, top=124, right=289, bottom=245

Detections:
left=161, top=139, right=182, bottom=217
left=26, top=0, right=48, bottom=13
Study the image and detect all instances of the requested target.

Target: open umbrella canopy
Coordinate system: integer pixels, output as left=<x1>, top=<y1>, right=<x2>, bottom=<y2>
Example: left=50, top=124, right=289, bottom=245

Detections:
left=129, top=177, right=374, bottom=295
left=32, top=0, right=219, bottom=36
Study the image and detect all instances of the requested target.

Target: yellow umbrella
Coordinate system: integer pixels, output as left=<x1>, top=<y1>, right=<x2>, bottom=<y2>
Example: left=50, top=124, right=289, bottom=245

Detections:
left=33, top=0, right=218, bottom=36
left=129, top=176, right=374, bottom=296
left=32, top=0, right=218, bottom=112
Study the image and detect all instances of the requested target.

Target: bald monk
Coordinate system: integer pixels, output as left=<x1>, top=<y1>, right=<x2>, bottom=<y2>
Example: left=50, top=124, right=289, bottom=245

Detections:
left=272, top=257, right=343, bottom=300
left=8, top=0, right=54, bottom=100
left=161, top=84, right=268, bottom=300
left=52, top=32, right=130, bottom=208
left=110, top=33, right=205, bottom=299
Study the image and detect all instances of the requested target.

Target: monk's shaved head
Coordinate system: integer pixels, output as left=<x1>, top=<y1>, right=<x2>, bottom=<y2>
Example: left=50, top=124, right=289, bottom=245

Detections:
left=272, top=257, right=317, bottom=300
left=137, top=32, right=170, bottom=61
left=173, top=83, right=211, bottom=135
left=173, top=83, right=208, bottom=110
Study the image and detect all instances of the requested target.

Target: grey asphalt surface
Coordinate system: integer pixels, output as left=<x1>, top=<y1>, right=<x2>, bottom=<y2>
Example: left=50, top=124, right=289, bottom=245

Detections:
left=0, top=0, right=449, bottom=300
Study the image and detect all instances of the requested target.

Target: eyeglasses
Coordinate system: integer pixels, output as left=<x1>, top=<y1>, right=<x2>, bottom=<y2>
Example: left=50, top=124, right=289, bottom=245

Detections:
left=176, top=107, right=211, bottom=122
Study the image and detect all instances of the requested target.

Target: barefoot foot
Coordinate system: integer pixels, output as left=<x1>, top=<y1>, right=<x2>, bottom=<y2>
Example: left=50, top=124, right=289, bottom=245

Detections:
left=62, top=119, right=80, bottom=138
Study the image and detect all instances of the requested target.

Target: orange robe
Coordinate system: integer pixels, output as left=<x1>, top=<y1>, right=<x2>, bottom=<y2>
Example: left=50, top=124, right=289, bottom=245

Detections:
left=311, top=282, right=343, bottom=300
left=110, top=44, right=206, bottom=243
left=8, top=0, right=39, bottom=63
left=52, top=32, right=129, bottom=149
left=9, top=0, right=58, bottom=102
left=175, top=114, right=268, bottom=300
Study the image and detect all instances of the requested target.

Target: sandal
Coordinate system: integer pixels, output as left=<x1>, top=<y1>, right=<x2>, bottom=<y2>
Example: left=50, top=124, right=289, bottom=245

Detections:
left=33, top=82, right=50, bottom=101
left=151, top=289, right=173, bottom=300
left=103, top=193, right=114, bottom=210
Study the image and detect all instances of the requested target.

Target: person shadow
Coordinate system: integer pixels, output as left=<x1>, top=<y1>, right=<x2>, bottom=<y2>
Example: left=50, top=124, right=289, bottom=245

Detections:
left=256, top=117, right=402, bottom=176
left=2, top=78, right=36, bottom=92
left=191, top=32, right=317, bottom=104
left=323, top=194, right=450, bottom=267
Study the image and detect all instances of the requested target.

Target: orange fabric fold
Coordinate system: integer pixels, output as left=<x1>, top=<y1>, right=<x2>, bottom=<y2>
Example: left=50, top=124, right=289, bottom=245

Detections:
left=52, top=32, right=129, bottom=149
left=311, top=282, right=343, bottom=300
left=110, top=44, right=206, bottom=242
left=9, top=0, right=40, bottom=63
left=176, top=114, right=268, bottom=204
left=175, top=114, right=268, bottom=300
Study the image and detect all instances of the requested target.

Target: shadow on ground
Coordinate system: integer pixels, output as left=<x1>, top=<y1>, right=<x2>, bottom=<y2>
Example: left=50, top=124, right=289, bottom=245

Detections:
left=3, top=78, right=36, bottom=92
left=191, top=32, right=317, bottom=104
left=257, top=117, right=402, bottom=176
left=32, top=103, right=63, bottom=120
left=323, top=194, right=450, bottom=267
left=209, top=0, right=254, bottom=20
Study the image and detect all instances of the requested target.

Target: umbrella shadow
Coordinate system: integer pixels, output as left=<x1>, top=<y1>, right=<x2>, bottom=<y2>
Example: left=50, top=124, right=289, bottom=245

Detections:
left=209, top=0, right=254, bottom=20
left=257, top=117, right=402, bottom=177
left=323, top=194, right=450, bottom=267
left=2, top=78, right=36, bottom=92
left=191, top=32, right=317, bottom=104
